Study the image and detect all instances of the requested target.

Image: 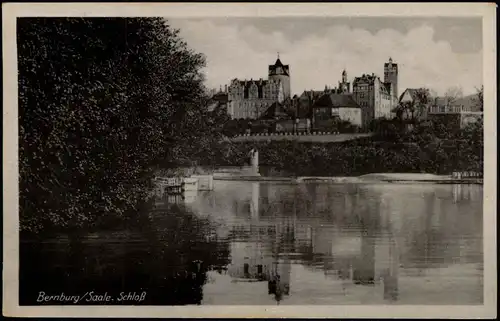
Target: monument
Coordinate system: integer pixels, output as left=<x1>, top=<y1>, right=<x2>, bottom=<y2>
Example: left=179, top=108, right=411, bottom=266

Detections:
left=249, top=148, right=260, bottom=176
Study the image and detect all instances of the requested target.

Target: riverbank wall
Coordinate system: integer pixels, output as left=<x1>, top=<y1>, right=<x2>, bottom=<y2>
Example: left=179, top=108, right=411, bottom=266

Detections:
left=213, top=173, right=483, bottom=185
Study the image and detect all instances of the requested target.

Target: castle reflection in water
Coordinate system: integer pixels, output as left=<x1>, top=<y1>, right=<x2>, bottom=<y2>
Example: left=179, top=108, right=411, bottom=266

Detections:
left=191, top=181, right=483, bottom=304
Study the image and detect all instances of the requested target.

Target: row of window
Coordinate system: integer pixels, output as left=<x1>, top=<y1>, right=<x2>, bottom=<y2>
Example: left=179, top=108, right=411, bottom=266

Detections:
left=354, top=85, right=373, bottom=91
left=229, top=91, right=278, bottom=99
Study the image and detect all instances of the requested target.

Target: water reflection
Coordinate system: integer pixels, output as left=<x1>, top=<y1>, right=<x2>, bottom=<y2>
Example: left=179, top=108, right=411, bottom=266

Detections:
left=192, top=181, right=483, bottom=305
left=20, top=181, right=483, bottom=306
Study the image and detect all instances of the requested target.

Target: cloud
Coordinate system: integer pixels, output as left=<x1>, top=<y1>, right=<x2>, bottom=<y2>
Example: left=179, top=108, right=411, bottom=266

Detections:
left=170, top=19, right=482, bottom=96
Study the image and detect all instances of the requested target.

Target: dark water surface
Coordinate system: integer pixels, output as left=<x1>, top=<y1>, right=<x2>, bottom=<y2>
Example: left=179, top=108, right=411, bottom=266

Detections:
left=20, top=182, right=483, bottom=305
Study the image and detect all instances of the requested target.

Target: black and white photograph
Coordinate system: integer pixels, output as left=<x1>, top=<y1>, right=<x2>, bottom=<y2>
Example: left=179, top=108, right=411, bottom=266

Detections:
left=3, top=2, right=496, bottom=319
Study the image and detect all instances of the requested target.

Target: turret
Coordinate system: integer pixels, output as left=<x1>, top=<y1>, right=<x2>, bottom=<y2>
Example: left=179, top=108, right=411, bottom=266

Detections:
left=268, top=53, right=291, bottom=99
left=384, top=57, right=399, bottom=99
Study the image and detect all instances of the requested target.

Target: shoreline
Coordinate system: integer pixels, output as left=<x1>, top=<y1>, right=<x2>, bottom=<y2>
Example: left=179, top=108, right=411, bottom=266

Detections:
left=213, top=174, right=483, bottom=185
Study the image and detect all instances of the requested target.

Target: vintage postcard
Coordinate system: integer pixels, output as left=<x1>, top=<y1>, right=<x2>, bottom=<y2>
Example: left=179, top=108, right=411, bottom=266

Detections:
left=3, top=2, right=497, bottom=319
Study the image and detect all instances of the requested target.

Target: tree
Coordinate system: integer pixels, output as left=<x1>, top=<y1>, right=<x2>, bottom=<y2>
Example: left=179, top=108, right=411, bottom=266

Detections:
left=474, top=85, right=484, bottom=111
left=18, top=18, right=209, bottom=233
left=394, top=88, right=432, bottom=125
left=443, top=86, right=464, bottom=108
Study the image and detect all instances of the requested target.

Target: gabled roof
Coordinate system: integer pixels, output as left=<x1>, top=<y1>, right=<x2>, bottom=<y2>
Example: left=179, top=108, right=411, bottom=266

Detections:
left=230, top=78, right=271, bottom=89
left=312, top=93, right=361, bottom=109
left=211, top=91, right=229, bottom=103
left=399, top=88, right=430, bottom=102
left=399, top=88, right=418, bottom=101
left=353, top=74, right=378, bottom=85
left=207, top=91, right=229, bottom=112
left=299, top=90, right=324, bottom=100
left=259, top=101, right=293, bottom=120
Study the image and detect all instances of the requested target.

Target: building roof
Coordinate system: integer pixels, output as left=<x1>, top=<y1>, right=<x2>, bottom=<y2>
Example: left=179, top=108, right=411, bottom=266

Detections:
left=353, top=74, right=378, bottom=85
left=273, top=58, right=285, bottom=67
left=211, top=91, right=229, bottom=103
left=384, top=58, right=398, bottom=68
left=300, top=90, right=324, bottom=100
left=312, top=93, right=361, bottom=109
left=384, top=62, right=399, bottom=67
left=268, top=58, right=290, bottom=76
left=230, top=78, right=281, bottom=98
left=292, top=89, right=330, bottom=118
left=207, top=91, right=229, bottom=112
left=231, top=78, right=272, bottom=88
left=259, top=101, right=293, bottom=120
left=399, top=88, right=430, bottom=102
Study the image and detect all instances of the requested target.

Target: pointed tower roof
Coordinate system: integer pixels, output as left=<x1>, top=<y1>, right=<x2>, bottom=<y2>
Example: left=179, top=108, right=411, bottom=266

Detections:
left=385, top=57, right=398, bottom=67
left=269, top=53, right=290, bottom=76
left=273, top=52, right=285, bottom=67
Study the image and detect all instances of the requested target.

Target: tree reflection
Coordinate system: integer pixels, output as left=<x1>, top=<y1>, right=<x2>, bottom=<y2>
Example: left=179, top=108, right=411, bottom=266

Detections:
left=20, top=204, right=230, bottom=305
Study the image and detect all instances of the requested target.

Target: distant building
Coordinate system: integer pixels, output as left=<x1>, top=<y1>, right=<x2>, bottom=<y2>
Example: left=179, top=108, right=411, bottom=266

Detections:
left=227, top=55, right=290, bottom=119
left=223, top=57, right=401, bottom=132
left=207, top=86, right=229, bottom=112
left=311, top=93, right=362, bottom=131
left=397, top=88, right=431, bottom=121
left=352, top=58, right=399, bottom=128
left=291, top=70, right=351, bottom=125
left=258, top=100, right=310, bottom=133
left=292, top=90, right=323, bottom=119
left=427, top=94, right=483, bottom=129
left=292, top=59, right=398, bottom=130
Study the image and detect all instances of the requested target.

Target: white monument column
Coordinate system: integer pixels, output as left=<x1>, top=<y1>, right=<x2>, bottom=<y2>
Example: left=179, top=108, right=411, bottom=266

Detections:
left=251, top=182, right=260, bottom=220
left=251, top=149, right=259, bottom=176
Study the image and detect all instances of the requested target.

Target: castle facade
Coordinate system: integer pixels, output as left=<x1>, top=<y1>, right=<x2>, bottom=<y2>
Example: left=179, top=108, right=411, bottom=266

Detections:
left=352, top=57, right=399, bottom=128
left=227, top=56, right=291, bottom=119
left=218, top=56, right=399, bottom=131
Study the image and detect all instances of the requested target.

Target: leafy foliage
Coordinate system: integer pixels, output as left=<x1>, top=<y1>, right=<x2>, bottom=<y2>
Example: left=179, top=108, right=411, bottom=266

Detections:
left=394, top=88, right=432, bottom=123
left=18, top=18, right=213, bottom=233
left=208, top=114, right=483, bottom=177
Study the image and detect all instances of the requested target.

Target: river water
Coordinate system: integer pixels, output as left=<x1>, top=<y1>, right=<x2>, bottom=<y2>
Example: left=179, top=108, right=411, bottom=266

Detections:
left=188, top=181, right=483, bottom=305
left=20, top=181, right=483, bottom=305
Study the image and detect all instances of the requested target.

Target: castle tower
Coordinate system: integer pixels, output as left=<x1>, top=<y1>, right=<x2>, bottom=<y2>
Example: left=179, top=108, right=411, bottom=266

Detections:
left=339, top=69, right=350, bottom=94
left=268, top=53, right=291, bottom=99
left=384, top=57, right=398, bottom=100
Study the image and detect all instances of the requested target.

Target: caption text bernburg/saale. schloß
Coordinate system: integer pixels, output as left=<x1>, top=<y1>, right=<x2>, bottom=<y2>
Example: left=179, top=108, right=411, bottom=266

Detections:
left=36, top=291, right=147, bottom=304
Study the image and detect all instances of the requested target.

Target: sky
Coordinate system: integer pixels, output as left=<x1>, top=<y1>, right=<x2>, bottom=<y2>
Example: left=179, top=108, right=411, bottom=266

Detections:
left=168, top=17, right=483, bottom=96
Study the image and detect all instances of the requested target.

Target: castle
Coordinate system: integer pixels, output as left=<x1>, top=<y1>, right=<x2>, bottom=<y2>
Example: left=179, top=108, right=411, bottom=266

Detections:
left=226, top=55, right=291, bottom=119
left=217, top=55, right=399, bottom=130
left=296, top=57, right=399, bottom=130
left=352, top=58, right=399, bottom=128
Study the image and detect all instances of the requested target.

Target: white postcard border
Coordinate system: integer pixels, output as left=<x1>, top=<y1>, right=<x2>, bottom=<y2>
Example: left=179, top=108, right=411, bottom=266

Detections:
left=3, top=2, right=497, bottom=318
